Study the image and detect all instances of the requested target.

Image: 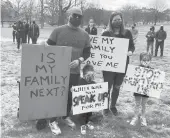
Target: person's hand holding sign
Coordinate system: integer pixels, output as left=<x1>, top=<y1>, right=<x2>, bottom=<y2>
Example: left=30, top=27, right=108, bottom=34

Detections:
left=69, top=57, right=84, bottom=68
left=127, top=51, right=133, bottom=56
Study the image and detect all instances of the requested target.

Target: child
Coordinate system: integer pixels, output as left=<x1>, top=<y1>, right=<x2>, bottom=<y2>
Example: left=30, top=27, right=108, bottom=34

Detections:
left=130, top=52, right=152, bottom=127
left=76, top=64, right=95, bottom=135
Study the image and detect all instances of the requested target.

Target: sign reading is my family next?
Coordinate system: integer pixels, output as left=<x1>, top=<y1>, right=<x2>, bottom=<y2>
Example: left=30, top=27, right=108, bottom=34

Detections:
left=83, top=35, right=129, bottom=73
left=122, top=65, right=165, bottom=99
left=19, top=44, right=72, bottom=120
left=72, top=82, right=108, bottom=115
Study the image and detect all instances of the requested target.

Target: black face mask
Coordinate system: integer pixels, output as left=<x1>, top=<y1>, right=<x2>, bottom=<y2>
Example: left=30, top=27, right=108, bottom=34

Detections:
left=69, top=16, right=82, bottom=27
left=111, top=21, right=122, bottom=29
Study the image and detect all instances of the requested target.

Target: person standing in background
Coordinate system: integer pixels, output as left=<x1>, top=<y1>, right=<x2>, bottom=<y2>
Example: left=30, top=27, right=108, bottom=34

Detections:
left=85, top=19, right=97, bottom=35
left=30, top=21, right=40, bottom=44
left=130, top=23, right=138, bottom=46
left=145, top=26, right=155, bottom=55
left=155, top=25, right=167, bottom=57
left=12, top=22, right=17, bottom=44
left=28, top=21, right=32, bottom=44
left=101, top=24, right=107, bottom=34
left=23, top=21, right=29, bottom=43
left=16, top=21, right=24, bottom=50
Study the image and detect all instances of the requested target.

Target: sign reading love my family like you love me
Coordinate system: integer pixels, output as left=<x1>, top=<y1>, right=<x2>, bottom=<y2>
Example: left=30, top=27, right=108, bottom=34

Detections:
left=72, top=82, right=108, bottom=115
left=19, top=44, right=72, bottom=121
left=122, top=64, right=165, bottom=99
left=82, top=35, right=129, bottom=73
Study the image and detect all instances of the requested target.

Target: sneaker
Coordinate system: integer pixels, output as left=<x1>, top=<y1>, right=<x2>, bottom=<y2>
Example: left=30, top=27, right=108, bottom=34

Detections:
left=81, top=125, right=86, bottom=135
left=36, top=119, right=47, bottom=130
left=49, top=121, right=61, bottom=135
left=140, top=116, right=147, bottom=126
left=130, top=116, right=138, bottom=126
left=86, top=121, right=94, bottom=130
left=64, top=117, right=76, bottom=128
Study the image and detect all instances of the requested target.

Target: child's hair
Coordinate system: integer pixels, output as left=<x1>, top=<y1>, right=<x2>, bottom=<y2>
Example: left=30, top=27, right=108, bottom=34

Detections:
left=140, top=52, right=152, bottom=61
left=83, top=64, right=94, bottom=75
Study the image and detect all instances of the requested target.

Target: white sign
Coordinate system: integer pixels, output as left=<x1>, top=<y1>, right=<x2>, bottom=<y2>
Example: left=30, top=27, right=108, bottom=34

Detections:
left=82, top=35, right=129, bottom=73
left=72, top=82, right=108, bottom=115
left=122, top=65, right=165, bottom=99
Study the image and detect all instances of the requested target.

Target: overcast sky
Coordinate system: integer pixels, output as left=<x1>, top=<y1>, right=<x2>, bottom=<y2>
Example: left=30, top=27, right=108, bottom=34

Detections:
left=89, top=0, right=170, bottom=10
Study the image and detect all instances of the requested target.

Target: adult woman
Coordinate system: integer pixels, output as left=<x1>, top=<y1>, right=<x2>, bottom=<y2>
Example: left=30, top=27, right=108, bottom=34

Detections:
left=102, top=12, right=135, bottom=116
left=85, top=19, right=97, bottom=35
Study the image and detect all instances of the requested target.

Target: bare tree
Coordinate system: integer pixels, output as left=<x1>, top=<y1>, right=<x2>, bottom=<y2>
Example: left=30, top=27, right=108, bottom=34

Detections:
left=39, top=0, right=44, bottom=28
left=1, top=0, right=14, bottom=27
left=45, top=0, right=59, bottom=25
left=150, top=0, right=168, bottom=25
left=58, top=0, right=72, bottom=25
left=22, top=0, right=35, bottom=23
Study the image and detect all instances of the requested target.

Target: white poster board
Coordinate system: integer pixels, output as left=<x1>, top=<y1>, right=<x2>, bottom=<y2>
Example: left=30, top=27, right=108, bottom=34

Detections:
left=82, top=35, right=129, bottom=73
left=122, top=64, right=165, bottom=99
left=72, top=82, right=108, bottom=115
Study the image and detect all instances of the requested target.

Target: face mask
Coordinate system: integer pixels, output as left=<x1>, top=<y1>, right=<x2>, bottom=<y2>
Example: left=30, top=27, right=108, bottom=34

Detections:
left=111, top=21, right=122, bottom=28
left=141, top=60, right=150, bottom=67
left=84, top=71, right=94, bottom=83
left=69, top=16, right=81, bottom=27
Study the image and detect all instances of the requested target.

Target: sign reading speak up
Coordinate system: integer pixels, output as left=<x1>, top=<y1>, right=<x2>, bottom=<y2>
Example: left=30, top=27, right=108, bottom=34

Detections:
left=19, top=44, right=72, bottom=120
left=122, top=65, right=165, bottom=99
left=82, top=35, right=129, bottom=73
left=72, top=82, right=108, bottom=115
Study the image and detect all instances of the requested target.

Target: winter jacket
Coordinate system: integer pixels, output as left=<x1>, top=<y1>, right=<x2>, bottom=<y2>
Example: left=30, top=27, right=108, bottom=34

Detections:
left=155, top=30, right=167, bottom=41
left=30, top=23, right=40, bottom=38
left=146, top=31, right=155, bottom=42
left=85, top=26, right=97, bottom=35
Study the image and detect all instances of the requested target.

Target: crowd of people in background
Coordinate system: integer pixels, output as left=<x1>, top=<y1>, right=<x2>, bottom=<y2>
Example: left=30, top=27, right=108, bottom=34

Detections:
left=12, top=20, right=40, bottom=50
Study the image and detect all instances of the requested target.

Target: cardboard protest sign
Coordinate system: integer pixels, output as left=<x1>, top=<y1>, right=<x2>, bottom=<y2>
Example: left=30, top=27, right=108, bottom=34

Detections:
left=19, top=44, right=72, bottom=120
left=82, top=35, right=129, bottom=73
left=122, top=64, right=165, bottom=99
left=72, top=82, right=108, bottom=115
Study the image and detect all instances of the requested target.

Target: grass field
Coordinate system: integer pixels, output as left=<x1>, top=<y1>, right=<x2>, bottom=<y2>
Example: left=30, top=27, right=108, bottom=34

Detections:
left=1, top=24, right=170, bottom=138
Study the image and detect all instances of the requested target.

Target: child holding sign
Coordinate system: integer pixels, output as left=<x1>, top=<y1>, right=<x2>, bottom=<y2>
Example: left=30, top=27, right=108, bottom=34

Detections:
left=130, top=52, right=152, bottom=127
left=75, top=64, right=95, bottom=135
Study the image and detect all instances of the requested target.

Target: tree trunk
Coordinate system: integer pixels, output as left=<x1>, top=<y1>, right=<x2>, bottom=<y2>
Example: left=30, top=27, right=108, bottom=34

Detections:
left=41, top=0, right=44, bottom=28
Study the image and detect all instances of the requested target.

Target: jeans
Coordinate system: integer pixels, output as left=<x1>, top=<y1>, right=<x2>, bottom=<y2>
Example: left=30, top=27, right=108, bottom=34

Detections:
left=155, top=40, right=164, bottom=56
left=50, top=74, right=80, bottom=123
left=147, top=41, right=154, bottom=55
left=103, top=71, right=125, bottom=110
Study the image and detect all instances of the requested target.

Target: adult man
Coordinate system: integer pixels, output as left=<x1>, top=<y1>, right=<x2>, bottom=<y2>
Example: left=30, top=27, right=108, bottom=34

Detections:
left=37, top=7, right=91, bottom=135
left=155, top=25, right=167, bottom=57
left=23, top=21, right=29, bottom=43
left=30, top=21, right=39, bottom=44
left=12, top=22, right=17, bottom=44
left=16, top=21, right=25, bottom=50
left=146, top=26, right=155, bottom=55
left=85, top=18, right=97, bottom=35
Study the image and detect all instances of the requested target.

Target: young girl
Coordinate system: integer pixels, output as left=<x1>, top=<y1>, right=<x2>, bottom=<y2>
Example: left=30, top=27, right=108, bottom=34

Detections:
left=130, top=52, right=152, bottom=127
left=76, top=64, right=95, bottom=135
